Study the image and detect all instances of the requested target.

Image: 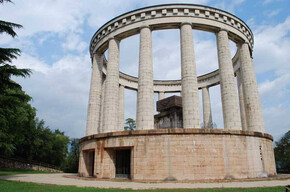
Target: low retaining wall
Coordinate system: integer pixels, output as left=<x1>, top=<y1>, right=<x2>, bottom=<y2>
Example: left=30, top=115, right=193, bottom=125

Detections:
left=0, top=157, right=62, bottom=173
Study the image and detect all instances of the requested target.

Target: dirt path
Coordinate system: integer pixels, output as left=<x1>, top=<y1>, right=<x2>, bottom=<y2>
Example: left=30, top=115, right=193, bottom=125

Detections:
left=1, top=174, right=290, bottom=189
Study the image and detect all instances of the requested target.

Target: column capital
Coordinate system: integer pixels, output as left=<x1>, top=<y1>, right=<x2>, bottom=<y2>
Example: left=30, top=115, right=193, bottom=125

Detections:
left=201, top=86, right=210, bottom=90
left=237, top=41, right=250, bottom=48
left=139, top=25, right=151, bottom=30
left=107, top=36, right=120, bottom=42
left=180, top=22, right=192, bottom=28
left=238, top=42, right=253, bottom=58
left=216, top=28, right=228, bottom=34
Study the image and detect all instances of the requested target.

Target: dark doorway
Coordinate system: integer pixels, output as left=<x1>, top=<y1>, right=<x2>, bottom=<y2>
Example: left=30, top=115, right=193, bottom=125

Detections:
left=88, top=151, right=95, bottom=177
left=115, top=149, right=131, bottom=178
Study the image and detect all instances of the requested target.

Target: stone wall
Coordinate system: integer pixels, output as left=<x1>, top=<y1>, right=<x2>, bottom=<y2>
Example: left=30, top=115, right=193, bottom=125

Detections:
left=79, top=129, right=276, bottom=181
left=0, top=157, right=62, bottom=173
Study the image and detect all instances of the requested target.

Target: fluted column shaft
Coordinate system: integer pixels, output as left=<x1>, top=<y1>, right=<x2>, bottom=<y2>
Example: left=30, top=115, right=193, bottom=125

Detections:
left=136, top=26, right=154, bottom=130
left=236, top=69, right=247, bottom=131
left=158, top=91, right=165, bottom=100
left=239, top=43, right=264, bottom=132
left=86, top=53, right=103, bottom=136
left=202, top=87, right=213, bottom=128
left=216, top=30, right=242, bottom=130
left=118, top=85, right=125, bottom=131
left=102, top=38, right=120, bottom=132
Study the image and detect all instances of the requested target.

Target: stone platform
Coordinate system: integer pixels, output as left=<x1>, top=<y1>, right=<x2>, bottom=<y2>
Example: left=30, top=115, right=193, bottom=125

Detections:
left=79, top=129, right=276, bottom=181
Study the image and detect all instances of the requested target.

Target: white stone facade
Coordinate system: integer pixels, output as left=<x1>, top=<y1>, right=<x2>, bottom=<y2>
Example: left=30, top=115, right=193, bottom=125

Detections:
left=85, top=4, right=265, bottom=134
left=80, top=4, right=275, bottom=182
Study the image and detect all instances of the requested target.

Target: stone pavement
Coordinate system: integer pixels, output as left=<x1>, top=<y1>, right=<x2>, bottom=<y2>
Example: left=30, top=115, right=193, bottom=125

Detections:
left=1, top=173, right=290, bottom=190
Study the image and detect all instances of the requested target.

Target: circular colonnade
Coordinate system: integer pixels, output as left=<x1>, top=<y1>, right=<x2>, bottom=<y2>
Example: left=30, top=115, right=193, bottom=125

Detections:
left=79, top=4, right=276, bottom=181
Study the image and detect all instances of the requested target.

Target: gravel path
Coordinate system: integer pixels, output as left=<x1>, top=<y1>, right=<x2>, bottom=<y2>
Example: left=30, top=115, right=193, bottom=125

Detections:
left=1, top=173, right=290, bottom=189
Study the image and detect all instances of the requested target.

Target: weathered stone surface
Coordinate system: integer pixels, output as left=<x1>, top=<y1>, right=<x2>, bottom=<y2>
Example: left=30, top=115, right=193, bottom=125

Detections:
left=216, top=30, right=242, bottom=130
left=236, top=69, right=248, bottom=131
left=180, top=23, right=200, bottom=128
left=102, top=38, right=120, bottom=133
left=86, top=53, right=103, bottom=136
left=202, top=87, right=213, bottom=128
left=155, top=96, right=183, bottom=129
left=136, top=26, right=154, bottom=130
left=79, top=129, right=276, bottom=180
left=156, top=95, right=182, bottom=112
left=239, top=43, right=265, bottom=133
left=0, top=157, right=62, bottom=173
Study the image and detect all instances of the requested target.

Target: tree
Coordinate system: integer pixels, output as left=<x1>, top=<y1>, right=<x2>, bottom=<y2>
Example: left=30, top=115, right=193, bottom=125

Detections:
left=0, top=1, right=31, bottom=92
left=0, top=1, right=70, bottom=168
left=124, top=118, right=136, bottom=130
left=62, top=138, right=79, bottom=173
left=274, top=130, right=290, bottom=173
left=0, top=0, right=32, bottom=156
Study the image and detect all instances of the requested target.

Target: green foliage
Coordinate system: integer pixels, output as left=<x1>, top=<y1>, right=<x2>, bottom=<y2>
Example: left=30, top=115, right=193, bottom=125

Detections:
left=0, top=20, right=22, bottom=38
left=0, top=0, right=69, bottom=168
left=0, top=0, right=12, bottom=4
left=62, top=138, right=79, bottom=173
left=0, top=87, right=70, bottom=167
left=0, top=48, right=21, bottom=64
left=274, top=130, right=290, bottom=173
left=0, top=87, right=34, bottom=155
left=0, top=1, right=31, bottom=93
left=124, top=118, right=136, bottom=131
left=0, top=180, right=285, bottom=192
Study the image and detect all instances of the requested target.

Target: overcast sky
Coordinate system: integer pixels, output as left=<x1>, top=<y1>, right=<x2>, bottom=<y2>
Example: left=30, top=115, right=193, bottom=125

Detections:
left=0, top=0, right=289, bottom=141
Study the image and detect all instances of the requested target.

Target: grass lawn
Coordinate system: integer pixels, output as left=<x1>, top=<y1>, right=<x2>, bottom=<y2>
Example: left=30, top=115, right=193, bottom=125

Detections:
left=0, top=180, right=284, bottom=192
left=0, top=168, right=54, bottom=176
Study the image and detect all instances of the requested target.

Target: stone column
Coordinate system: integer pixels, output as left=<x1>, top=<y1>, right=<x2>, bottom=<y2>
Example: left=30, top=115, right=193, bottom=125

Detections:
left=86, top=52, right=103, bottom=136
left=118, top=85, right=125, bottom=131
left=239, top=43, right=264, bottom=132
left=202, top=87, right=213, bottom=128
left=236, top=69, right=248, bottom=131
left=158, top=91, right=165, bottom=100
left=102, top=38, right=120, bottom=133
left=216, top=29, right=242, bottom=130
left=99, top=78, right=106, bottom=133
left=136, top=26, right=154, bottom=130
left=180, top=22, right=201, bottom=128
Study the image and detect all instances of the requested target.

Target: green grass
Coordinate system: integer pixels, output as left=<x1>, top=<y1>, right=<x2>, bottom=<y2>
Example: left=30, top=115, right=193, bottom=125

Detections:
left=0, top=180, right=284, bottom=192
left=0, top=168, right=54, bottom=176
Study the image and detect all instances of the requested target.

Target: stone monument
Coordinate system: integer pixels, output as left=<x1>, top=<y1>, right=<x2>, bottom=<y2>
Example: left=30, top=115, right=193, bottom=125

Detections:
left=78, top=4, right=276, bottom=181
left=154, top=95, right=183, bottom=129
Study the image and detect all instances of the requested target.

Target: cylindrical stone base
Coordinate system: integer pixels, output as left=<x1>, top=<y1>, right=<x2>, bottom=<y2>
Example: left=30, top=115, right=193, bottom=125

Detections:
left=79, top=129, right=276, bottom=181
